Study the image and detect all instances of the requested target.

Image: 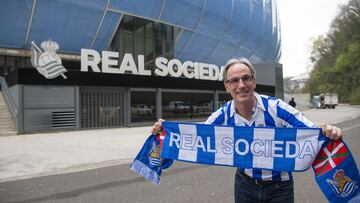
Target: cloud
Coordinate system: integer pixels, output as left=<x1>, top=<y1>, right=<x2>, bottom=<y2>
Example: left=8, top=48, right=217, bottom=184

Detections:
left=276, top=0, right=348, bottom=77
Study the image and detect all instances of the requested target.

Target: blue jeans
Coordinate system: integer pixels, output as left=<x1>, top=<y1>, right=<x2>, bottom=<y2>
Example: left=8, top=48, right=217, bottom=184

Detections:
left=234, top=170, right=294, bottom=203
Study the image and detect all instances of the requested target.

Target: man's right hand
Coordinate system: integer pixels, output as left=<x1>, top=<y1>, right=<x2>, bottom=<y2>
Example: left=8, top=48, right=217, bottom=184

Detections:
left=151, top=119, right=164, bottom=135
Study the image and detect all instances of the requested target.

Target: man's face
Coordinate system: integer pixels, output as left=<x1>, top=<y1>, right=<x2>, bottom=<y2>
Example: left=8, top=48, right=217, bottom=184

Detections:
left=224, top=63, right=256, bottom=104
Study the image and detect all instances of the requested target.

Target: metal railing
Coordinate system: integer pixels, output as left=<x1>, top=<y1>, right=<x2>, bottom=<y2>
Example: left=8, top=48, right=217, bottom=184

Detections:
left=0, top=76, right=18, bottom=119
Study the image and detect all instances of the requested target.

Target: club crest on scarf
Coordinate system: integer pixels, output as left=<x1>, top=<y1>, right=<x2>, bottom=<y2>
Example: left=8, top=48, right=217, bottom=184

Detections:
left=327, top=169, right=358, bottom=197
left=149, top=141, right=161, bottom=167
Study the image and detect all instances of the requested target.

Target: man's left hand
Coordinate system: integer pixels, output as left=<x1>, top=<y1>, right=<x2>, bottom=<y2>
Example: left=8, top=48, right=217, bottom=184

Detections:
left=320, top=124, right=342, bottom=140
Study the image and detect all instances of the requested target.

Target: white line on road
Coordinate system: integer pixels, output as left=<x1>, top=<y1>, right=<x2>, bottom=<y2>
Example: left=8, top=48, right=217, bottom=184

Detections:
left=343, top=123, right=360, bottom=132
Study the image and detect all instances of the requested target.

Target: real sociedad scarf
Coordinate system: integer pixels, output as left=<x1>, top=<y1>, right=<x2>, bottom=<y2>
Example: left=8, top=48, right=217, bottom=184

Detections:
left=129, top=132, right=173, bottom=185
left=130, top=121, right=360, bottom=202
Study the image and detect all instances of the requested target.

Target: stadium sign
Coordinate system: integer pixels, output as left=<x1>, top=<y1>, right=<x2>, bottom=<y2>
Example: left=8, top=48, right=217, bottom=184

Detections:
left=81, top=49, right=224, bottom=81
left=31, top=40, right=68, bottom=79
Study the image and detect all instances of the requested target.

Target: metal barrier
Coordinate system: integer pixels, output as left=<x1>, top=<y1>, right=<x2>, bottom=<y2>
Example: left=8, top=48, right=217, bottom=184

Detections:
left=0, top=76, right=18, bottom=120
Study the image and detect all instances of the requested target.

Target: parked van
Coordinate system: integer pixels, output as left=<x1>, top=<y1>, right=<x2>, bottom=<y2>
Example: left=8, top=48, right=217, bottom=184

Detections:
left=312, top=93, right=338, bottom=109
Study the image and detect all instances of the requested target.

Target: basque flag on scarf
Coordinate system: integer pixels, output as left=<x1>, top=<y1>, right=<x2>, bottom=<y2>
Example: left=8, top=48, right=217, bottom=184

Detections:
left=312, top=139, right=360, bottom=202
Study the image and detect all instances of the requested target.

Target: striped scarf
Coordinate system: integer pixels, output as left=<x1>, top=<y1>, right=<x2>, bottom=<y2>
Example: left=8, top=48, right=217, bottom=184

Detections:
left=130, top=122, right=360, bottom=202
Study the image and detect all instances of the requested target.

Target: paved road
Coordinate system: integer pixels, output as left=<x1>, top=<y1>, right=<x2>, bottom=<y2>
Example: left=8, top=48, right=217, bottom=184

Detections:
left=1, top=116, right=359, bottom=203
left=1, top=105, right=359, bottom=184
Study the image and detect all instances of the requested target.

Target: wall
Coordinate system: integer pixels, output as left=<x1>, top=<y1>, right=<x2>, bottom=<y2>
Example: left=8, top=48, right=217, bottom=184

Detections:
left=254, top=62, right=283, bottom=99
left=8, top=85, right=20, bottom=110
left=23, top=86, right=77, bottom=132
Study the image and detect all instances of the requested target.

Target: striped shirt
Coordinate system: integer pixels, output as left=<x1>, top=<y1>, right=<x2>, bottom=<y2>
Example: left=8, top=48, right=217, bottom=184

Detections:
left=205, top=92, right=316, bottom=182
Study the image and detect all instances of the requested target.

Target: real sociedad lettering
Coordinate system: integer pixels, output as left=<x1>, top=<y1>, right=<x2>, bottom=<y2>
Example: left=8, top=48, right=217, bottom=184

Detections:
left=80, top=48, right=223, bottom=81
left=169, top=132, right=316, bottom=159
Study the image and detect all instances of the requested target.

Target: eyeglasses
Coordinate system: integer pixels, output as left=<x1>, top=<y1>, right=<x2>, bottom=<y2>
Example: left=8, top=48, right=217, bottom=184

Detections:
left=225, top=75, right=254, bottom=86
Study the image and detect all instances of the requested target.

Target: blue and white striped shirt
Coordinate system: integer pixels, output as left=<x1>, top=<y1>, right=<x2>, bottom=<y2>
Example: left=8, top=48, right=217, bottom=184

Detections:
left=205, top=92, right=316, bottom=182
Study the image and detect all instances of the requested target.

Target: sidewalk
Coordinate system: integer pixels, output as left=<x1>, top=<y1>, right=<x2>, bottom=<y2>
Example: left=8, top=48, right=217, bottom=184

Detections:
left=0, top=105, right=359, bottom=183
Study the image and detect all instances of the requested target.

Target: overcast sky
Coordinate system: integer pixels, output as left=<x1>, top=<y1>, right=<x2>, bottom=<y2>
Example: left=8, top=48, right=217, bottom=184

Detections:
left=277, top=0, right=349, bottom=78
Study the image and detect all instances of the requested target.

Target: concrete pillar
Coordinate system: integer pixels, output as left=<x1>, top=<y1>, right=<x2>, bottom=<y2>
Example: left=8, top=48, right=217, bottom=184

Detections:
left=275, top=64, right=284, bottom=100
left=213, top=90, right=219, bottom=111
left=156, top=88, right=162, bottom=119
left=75, top=86, right=80, bottom=130
left=17, top=85, right=24, bottom=134
left=124, top=88, right=131, bottom=126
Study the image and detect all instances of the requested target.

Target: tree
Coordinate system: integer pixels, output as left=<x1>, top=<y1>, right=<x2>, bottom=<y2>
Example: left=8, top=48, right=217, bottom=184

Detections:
left=306, top=0, right=360, bottom=104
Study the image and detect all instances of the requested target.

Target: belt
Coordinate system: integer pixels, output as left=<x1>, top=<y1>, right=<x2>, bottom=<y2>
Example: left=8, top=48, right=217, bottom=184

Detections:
left=237, top=170, right=276, bottom=185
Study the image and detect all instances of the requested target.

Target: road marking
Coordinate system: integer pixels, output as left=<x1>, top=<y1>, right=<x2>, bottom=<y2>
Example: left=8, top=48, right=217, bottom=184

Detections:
left=343, top=124, right=360, bottom=132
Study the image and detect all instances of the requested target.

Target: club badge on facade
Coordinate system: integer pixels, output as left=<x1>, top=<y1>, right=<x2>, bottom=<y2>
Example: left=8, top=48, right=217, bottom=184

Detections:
left=327, top=169, right=358, bottom=197
left=30, top=39, right=68, bottom=79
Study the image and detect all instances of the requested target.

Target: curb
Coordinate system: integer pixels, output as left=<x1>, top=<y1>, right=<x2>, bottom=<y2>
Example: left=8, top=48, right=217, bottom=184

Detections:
left=0, top=158, right=133, bottom=183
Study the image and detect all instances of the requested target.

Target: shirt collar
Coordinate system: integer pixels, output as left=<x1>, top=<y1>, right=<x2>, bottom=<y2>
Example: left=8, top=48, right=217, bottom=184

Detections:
left=253, top=92, right=266, bottom=111
left=230, top=92, right=266, bottom=118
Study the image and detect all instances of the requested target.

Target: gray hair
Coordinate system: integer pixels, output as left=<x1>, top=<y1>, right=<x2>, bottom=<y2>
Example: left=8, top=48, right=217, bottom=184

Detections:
left=222, top=58, right=256, bottom=81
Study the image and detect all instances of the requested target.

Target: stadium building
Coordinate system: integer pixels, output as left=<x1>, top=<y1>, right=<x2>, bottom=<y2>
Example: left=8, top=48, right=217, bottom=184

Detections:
left=0, top=0, right=282, bottom=134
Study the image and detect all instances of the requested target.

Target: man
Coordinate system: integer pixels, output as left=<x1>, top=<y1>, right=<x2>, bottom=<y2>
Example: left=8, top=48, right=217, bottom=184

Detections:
left=151, top=58, right=342, bottom=202
left=289, top=97, right=296, bottom=108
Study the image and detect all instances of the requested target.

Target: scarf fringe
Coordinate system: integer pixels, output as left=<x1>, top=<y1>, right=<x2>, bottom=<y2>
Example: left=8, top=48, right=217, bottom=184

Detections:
left=130, top=160, right=160, bottom=185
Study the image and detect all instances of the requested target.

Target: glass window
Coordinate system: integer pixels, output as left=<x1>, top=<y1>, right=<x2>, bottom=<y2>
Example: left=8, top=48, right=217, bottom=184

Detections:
left=0, top=56, right=5, bottom=66
left=145, top=38, right=155, bottom=71
left=164, top=25, right=174, bottom=53
left=123, top=32, right=134, bottom=54
left=162, top=91, right=213, bottom=120
left=218, top=93, right=232, bottom=108
left=131, top=91, right=156, bottom=122
left=134, top=18, right=145, bottom=37
left=145, top=22, right=155, bottom=71
left=154, top=22, right=162, bottom=58
left=122, top=15, right=134, bottom=32
left=108, top=14, right=176, bottom=71
left=154, top=22, right=161, bottom=40
left=134, top=34, right=145, bottom=56
left=155, top=37, right=163, bottom=58
left=145, top=22, right=153, bottom=39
